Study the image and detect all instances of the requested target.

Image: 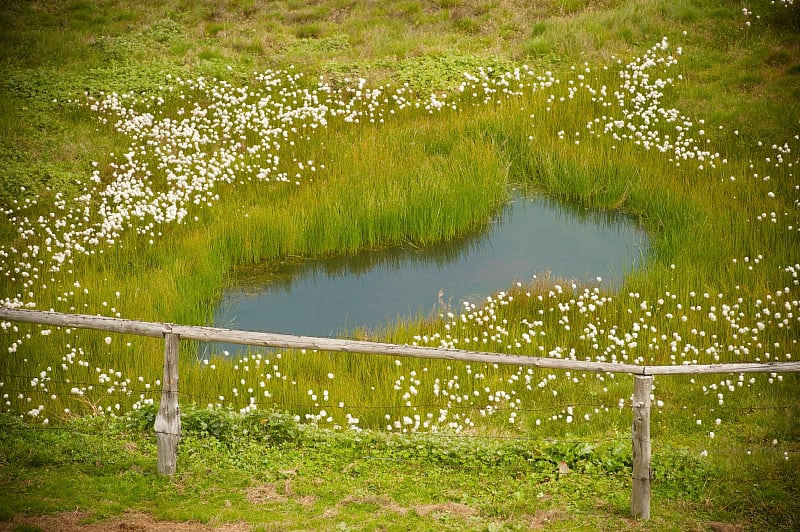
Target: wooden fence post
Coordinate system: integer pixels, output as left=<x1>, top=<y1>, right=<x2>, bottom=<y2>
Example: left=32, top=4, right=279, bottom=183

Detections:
left=155, top=332, right=181, bottom=475
left=632, top=375, right=653, bottom=519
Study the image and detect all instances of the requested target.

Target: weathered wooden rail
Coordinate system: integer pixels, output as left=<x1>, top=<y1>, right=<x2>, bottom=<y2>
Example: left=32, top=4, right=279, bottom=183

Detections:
left=2, top=307, right=800, bottom=520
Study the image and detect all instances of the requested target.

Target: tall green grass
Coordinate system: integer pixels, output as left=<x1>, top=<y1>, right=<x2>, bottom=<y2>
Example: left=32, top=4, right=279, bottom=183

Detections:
left=0, top=1, right=798, bottom=481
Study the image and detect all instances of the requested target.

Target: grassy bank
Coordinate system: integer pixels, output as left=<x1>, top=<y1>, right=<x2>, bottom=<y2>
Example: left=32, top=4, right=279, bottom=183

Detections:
left=2, top=412, right=798, bottom=531
left=1, top=0, right=800, bottom=529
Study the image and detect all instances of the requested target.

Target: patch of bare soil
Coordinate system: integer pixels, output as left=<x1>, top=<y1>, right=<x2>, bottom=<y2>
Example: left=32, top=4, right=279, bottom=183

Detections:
left=0, top=511, right=250, bottom=531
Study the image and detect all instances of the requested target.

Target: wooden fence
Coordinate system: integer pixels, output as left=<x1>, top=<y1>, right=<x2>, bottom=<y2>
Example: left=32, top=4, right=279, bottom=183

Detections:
left=2, top=307, right=800, bottom=520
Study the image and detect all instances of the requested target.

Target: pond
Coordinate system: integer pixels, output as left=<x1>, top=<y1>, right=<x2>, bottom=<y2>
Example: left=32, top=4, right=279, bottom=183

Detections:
left=211, top=194, right=648, bottom=352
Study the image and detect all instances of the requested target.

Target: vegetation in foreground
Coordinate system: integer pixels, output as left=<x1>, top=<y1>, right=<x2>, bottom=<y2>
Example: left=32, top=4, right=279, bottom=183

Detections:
left=1, top=0, right=799, bottom=529
left=2, top=411, right=797, bottom=531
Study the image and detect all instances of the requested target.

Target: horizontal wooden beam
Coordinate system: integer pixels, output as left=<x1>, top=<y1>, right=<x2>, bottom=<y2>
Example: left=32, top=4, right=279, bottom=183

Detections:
left=643, top=362, right=800, bottom=375
left=0, top=307, right=167, bottom=337
left=169, top=322, right=646, bottom=374
left=2, top=308, right=799, bottom=375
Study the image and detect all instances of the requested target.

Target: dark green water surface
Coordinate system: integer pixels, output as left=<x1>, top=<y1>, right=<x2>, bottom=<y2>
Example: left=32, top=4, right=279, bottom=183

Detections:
left=213, top=195, right=648, bottom=344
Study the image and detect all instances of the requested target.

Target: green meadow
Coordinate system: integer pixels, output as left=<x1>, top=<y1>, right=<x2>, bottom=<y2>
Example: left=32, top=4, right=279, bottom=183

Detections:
left=1, top=0, right=799, bottom=529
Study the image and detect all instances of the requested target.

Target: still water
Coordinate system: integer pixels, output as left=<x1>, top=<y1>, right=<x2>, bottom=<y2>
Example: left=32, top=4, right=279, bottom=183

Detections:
left=213, top=195, right=647, bottom=345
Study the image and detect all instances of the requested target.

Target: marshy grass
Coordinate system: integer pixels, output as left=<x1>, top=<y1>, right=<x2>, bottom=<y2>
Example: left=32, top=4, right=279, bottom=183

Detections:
left=0, top=6, right=799, bottom=523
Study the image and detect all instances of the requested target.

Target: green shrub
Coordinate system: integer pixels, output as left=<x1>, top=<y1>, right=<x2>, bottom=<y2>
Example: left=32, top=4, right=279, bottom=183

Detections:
left=241, top=410, right=300, bottom=444
left=181, top=405, right=235, bottom=441
left=126, top=403, right=158, bottom=431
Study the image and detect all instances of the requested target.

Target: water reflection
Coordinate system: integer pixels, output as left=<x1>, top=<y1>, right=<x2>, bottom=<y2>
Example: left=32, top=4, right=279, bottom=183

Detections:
left=213, top=195, right=648, bottom=345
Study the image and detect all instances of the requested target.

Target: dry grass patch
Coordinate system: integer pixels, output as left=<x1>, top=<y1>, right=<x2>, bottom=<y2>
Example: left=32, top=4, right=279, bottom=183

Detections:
left=413, top=502, right=478, bottom=518
left=245, top=478, right=316, bottom=507
left=524, top=507, right=567, bottom=529
left=245, top=481, right=290, bottom=504
left=322, top=494, right=409, bottom=519
left=705, top=522, right=745, bottom=532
